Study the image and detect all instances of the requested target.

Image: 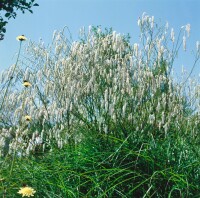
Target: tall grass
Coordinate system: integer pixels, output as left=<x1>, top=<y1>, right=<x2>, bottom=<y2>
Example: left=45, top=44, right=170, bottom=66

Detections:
left=0, top=13, right=199, bottom=197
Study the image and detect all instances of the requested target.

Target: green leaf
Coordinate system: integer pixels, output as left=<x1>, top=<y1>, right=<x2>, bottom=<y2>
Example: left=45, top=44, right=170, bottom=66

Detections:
left=33, top=3, right=39, bottom=6
left=5, top=13, right=10, bottom=17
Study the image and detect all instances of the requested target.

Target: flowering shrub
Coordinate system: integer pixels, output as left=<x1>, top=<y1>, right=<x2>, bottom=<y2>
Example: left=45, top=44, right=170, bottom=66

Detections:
left=0, top=13, right=200, bottom=157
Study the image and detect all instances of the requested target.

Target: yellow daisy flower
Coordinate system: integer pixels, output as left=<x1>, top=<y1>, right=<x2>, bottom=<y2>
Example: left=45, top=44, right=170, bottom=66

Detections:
left=25, top=115, right=31, bottom=122
left=18, top=186, right=36, bottom=197
left=23, top=80, right=31, bottom=87
left=16, top=35, right=27, bottom=41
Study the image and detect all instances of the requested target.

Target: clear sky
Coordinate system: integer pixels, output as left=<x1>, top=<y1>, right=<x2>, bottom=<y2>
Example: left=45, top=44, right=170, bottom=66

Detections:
left=0, top=0, right=200, bottom=76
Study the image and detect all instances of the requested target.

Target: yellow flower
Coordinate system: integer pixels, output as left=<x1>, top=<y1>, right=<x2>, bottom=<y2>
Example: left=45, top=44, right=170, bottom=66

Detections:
left=16, top=35, right=27, bottom=41
left=18, top=186, right=36, bottom=197
left=25, top=115, right=31, bottom=121
left=23, top=80, right=31, bottom=87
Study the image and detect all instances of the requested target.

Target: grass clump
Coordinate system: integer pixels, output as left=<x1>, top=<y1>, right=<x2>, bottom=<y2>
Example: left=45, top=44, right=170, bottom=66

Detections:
left=0, top=133, right=199, bottom=197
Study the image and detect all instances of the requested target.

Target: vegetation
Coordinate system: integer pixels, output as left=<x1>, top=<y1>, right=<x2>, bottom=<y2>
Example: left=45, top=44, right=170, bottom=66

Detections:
left=0, top=14, right=199, bottom=197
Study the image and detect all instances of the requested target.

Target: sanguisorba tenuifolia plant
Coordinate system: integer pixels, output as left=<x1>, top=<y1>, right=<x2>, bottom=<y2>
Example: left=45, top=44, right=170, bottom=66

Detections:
left=0, top=35, right=28, bottom=157
left=0, top=13, right=199, bottom=197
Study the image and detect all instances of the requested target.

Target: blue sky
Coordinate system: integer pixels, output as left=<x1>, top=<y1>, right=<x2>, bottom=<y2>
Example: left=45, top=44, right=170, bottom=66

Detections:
left=0, top=0, right=200, bottom=76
